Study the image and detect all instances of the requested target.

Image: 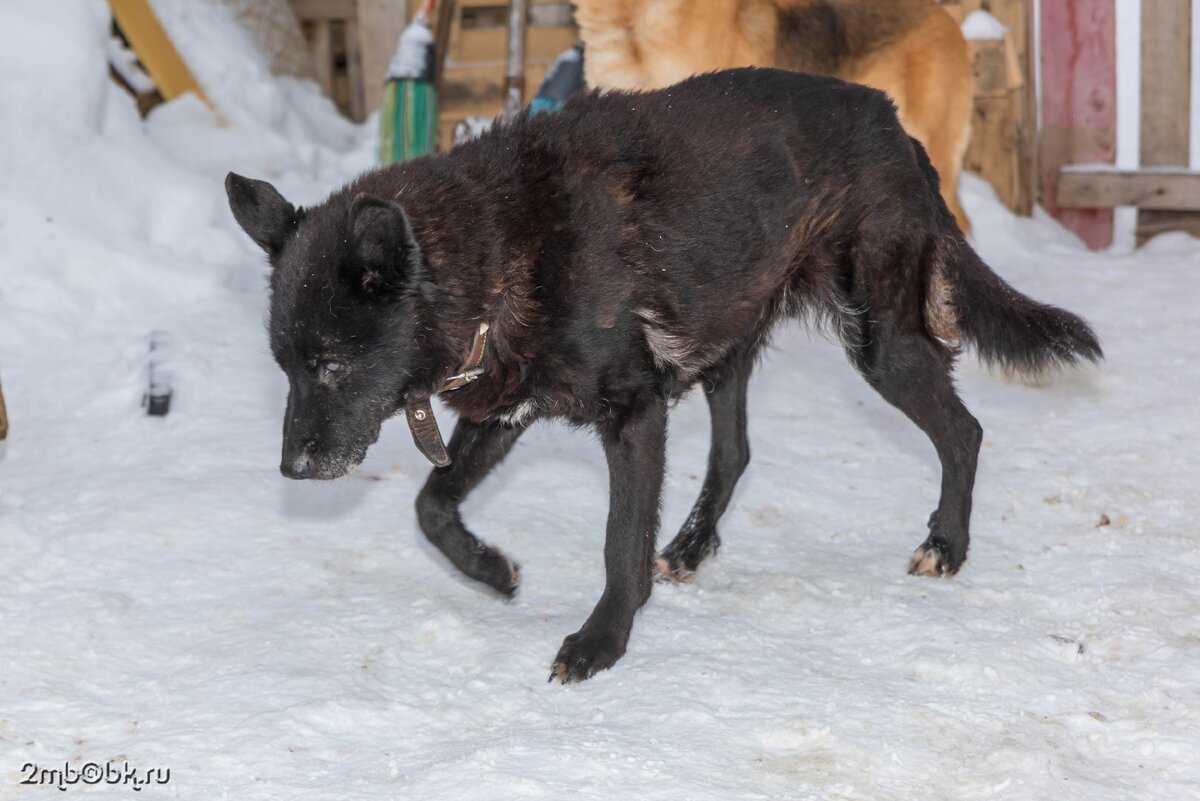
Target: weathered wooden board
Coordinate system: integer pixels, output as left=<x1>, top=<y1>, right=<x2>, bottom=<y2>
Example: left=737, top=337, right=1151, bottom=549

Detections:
left=450, top=26, right=576, bottom=65
left=356, top=0, right=410, bottom=115
left=965, top=92, right=1021, bottom=209
left=1137, top=0, right=1198, bottom=243
left=290, top=0, right=355, bottom=19
left=291, top=0, right=407, bottom=121
left=1058, top=169, right=1200, bottom=209
left=1039, top=0, right=1117, bottom=249
left=214, top=0, right=314, bottom=79
left=109, top=0, right=215, bottom=108
left=941, top=0, right=1036, bottom=216
left=978, top=0, right=1036, bottom=216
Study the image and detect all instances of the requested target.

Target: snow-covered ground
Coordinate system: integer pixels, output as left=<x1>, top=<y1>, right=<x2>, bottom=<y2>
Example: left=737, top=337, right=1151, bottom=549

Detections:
left=2, top=3, right=1199, bottom=799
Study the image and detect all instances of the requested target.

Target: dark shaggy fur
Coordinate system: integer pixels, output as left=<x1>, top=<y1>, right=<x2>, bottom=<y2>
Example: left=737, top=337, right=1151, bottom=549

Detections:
left=227, top=68, right=1101, bottom=683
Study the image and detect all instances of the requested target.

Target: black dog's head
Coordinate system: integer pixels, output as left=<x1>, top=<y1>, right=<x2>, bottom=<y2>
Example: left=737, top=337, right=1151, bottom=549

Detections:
left=226, top=173, right=430, bottom=480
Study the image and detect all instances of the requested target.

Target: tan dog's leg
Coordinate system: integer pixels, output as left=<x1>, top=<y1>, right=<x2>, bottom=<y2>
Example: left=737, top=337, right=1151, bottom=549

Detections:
left=898, top=11, right=973, bottom=232
left=855, top=9, right=973, bottom=232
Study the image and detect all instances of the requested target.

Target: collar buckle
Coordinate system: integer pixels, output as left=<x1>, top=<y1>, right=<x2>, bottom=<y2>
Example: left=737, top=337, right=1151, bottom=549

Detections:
left=443, top=366, right=484, bottom=388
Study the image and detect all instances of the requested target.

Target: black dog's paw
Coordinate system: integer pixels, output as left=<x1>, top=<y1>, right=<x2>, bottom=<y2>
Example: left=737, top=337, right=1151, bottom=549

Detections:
left=654, top=532, right=720, bottom=584
left=907, top=544, right=949, bottom=577
left=549, top=628, right=626, bottom=684
left=907, top=533, right=967, bottom=578
left=474, top=546, right=521, bottom=597
left=653, top=553, right=697, bottom=584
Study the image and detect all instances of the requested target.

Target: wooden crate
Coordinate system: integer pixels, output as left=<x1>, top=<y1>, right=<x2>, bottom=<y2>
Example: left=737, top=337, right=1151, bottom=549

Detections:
left=939, top=0, right=1037, bottom=216
left=290, top=0, right=574, bottom=140
left=290, top=0, right=410, bottom=121
left=437, top=0, right=575, bottom=147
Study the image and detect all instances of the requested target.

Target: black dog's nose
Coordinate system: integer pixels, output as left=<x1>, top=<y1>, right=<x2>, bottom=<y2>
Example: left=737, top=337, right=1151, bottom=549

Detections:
left=281, top=453, right=313, bottom=479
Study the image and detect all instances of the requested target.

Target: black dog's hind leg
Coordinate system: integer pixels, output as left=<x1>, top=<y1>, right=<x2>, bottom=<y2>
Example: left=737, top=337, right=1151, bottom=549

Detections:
left=858, top=327, right=982, bottom=576
left=416, top=419, right=526, bottom=596
left=551, top=395, right=666, bottom=683
left=656, top=351, right=753, bottom=582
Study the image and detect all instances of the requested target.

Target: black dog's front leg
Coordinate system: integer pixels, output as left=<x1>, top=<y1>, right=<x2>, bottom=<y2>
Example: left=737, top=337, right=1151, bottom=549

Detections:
left=551, top=396, right=666, bottom=683
left=416, top=418, right=526, bottom=595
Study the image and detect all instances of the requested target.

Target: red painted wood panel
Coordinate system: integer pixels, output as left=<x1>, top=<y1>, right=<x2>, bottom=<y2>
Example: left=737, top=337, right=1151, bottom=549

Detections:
left=1040, top=0, right=1117, bottom=249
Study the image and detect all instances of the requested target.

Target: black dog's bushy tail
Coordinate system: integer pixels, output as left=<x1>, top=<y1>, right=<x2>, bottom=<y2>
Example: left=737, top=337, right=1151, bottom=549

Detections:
left=937, top=239, right=1103, bottom=375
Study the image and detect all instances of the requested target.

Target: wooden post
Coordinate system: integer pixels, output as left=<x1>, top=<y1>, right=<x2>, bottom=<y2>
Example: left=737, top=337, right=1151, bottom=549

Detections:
left=355, top=0, right=410, bottom=115
left=980, top=0, right=1037, bottom=215
left=344, top=18, right=366, bottom=121
left=434, top=0, right=457, bottom=94
left=501, top=0, right=527, bottom=123
left=1137, top=0, right=1198, bottom=243
left=941, top=0, right=1036, bottom=216
left=1039, top=0, right=1117, bottom=249
left=1016, top=0, right=1038, bottom=216
left=311, top=20, right=334, bottom=98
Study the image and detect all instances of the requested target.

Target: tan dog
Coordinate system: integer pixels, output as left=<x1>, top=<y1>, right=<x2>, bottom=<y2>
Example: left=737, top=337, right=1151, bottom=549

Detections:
left=574, top=0, right=973, bottom=230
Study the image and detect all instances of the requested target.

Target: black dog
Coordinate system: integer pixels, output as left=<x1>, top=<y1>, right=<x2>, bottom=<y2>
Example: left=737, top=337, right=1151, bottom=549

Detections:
left=226, top=68, right=1100, bottom=682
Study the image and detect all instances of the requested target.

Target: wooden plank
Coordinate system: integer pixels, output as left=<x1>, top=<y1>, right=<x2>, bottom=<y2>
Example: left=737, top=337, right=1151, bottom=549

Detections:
left=1015, top=0, right=1037, bottom=216
left=947, top=0, right=1035, bottom=216
left=965, top=94, right=1020, bottom=209
left=1039, top=0, right=1117, bottom=249
left=344, top=18, right=366, bottom=121
left=452, top=26, right=577, bottom=63
left=440, top=61, right=551, bottom=109
left=311, top=20, right=334, bottom=98
left=970, top=38, right=1009, bottom=97
left=1135, top=210, right=1200, bottom=240
left=501, top=0, right=529, bottom=123
left=435, top=0, right=458, bottom=91
left=1058, top=169, right=1200, bottom=209
left=1139, top=0, right=1191, bottom=162
left=459, top=0, right=571, bottom=8
left=218, top=0, right=314, bottom=79
left=355, top=0, right=409, bottom=114
left=290, top=0, right=356, bottom=20
left=109, top=0, right=216, bottom=109
left=977, top=0, right=1036, bottom=216
left=1137, top=0, right=1197, bottom=243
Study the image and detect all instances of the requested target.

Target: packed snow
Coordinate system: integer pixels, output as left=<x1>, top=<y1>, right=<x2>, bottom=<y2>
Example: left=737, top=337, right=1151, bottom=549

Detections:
left=961, top=10, right=1009, bottom=41
left=2, top=3, right=1198, bottom=799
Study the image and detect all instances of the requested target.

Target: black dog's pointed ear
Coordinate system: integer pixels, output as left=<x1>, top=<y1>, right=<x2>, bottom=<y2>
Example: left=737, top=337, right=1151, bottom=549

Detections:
left=347, top=193, right=422, bottom=293
left=225, top=172, right=298, bottom=254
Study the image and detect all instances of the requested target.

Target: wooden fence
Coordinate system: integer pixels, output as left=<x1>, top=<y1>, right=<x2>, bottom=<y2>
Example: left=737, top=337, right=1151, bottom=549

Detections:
left=1049, top=0, right=1200, bottom=247
left=283, top=0, right=1198, bottom=248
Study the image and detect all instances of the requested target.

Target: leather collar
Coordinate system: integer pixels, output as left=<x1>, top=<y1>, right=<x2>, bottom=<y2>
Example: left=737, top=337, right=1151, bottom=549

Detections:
left=405, top=322, right=490, bottom=467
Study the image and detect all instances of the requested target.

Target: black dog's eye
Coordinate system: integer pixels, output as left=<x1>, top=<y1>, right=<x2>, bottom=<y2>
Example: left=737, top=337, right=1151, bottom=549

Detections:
left=318, top=361, right=343, bottom=381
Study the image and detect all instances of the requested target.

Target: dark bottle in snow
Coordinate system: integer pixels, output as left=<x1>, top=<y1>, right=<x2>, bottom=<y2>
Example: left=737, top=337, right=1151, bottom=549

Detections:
left=144, top=331, right=172, bottom=417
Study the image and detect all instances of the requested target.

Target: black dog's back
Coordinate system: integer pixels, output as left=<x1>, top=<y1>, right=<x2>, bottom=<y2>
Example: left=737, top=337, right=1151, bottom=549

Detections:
left=441, top=69, right=1096, bottom=389
left=425, top=69, right=939, bottom=390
